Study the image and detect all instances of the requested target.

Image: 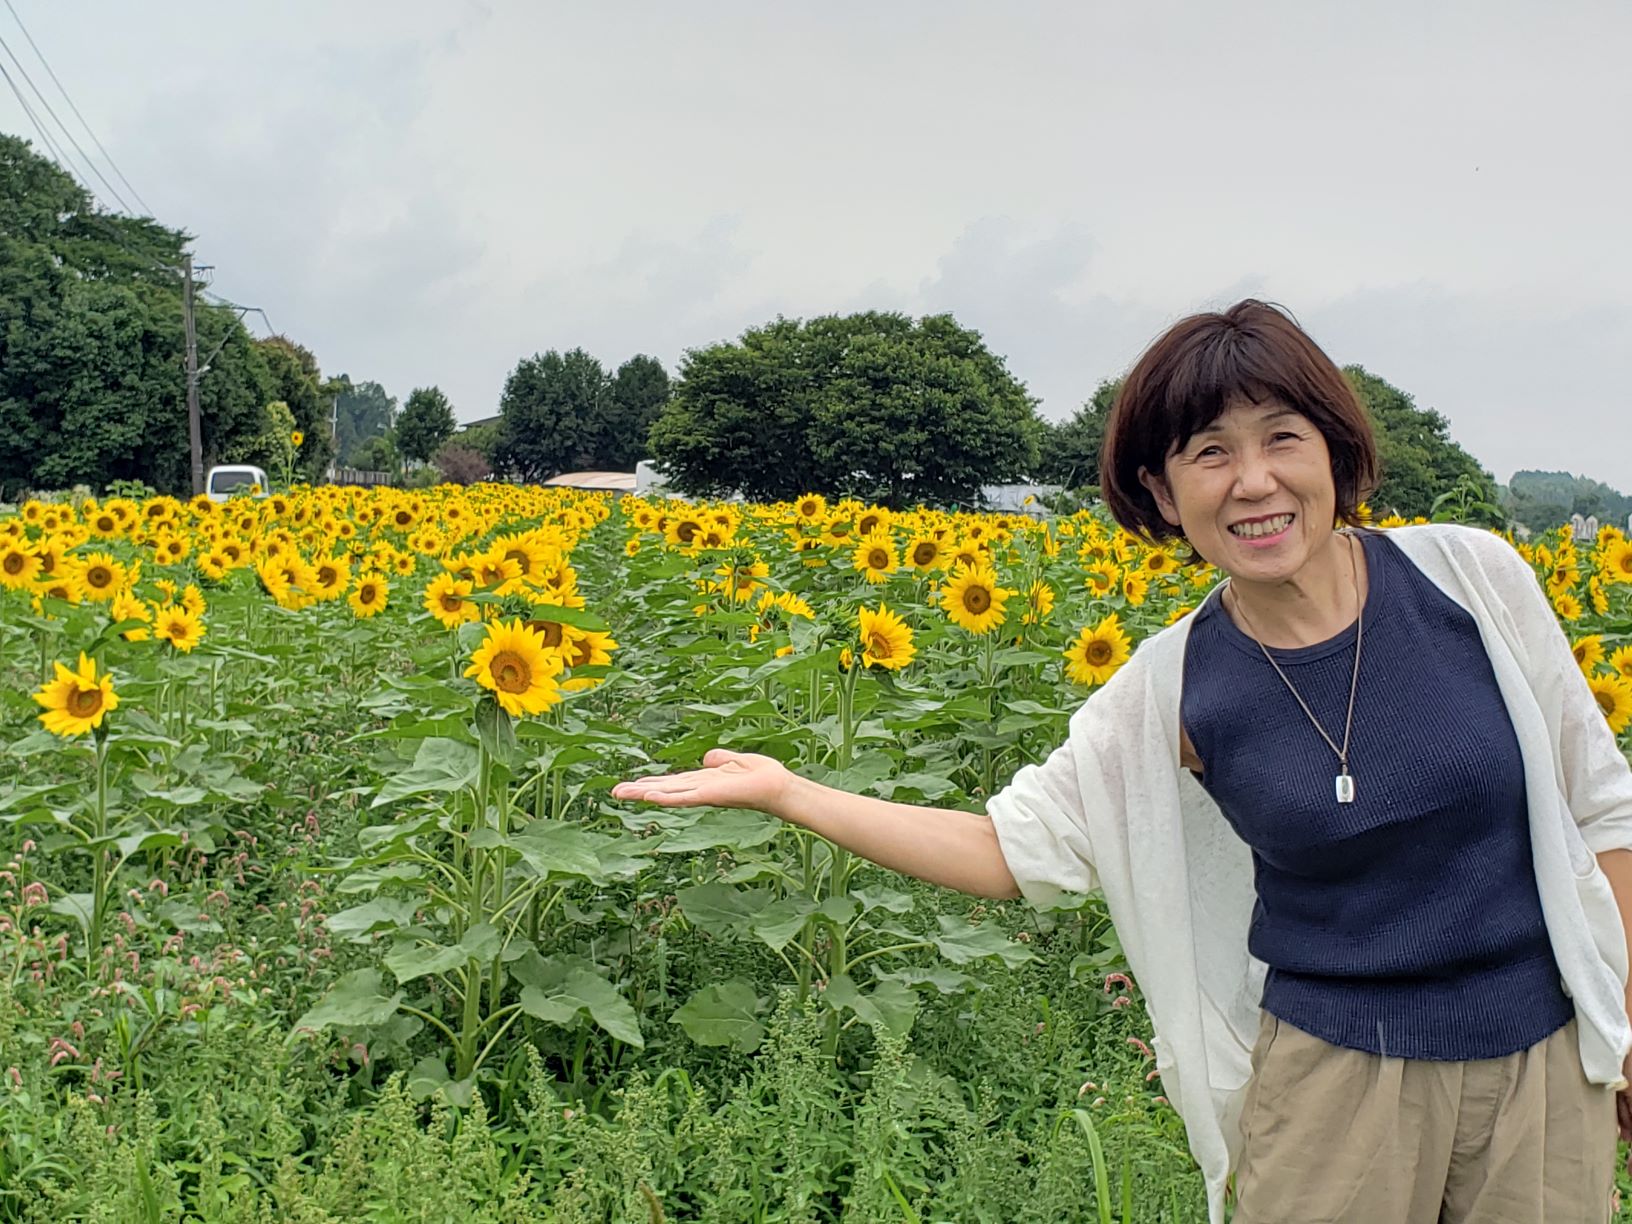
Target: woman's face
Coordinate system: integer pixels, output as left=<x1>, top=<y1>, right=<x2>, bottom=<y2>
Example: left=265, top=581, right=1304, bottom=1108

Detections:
left=1138, top=397, right=1339, bottom=584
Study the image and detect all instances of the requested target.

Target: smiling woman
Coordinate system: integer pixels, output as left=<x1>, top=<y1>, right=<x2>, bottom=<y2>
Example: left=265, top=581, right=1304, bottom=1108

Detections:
left=611, top=301, right=1632, bottom=1224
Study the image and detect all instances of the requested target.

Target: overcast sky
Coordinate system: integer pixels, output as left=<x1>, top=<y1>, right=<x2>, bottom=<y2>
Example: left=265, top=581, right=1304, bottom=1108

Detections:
left=7, top=2, right=1630, bottom=491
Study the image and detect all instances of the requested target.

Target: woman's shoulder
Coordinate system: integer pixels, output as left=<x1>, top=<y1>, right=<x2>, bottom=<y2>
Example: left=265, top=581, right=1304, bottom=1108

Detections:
left=1375, top=520, right=1519, bottom=559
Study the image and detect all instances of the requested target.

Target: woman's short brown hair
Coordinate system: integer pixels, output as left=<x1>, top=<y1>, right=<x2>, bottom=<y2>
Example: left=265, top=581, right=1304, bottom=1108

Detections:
left=1100, top=299, right=1380, bottom=545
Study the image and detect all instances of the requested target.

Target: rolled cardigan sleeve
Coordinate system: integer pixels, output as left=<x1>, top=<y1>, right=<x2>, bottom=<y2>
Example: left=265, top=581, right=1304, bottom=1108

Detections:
left=985, top=698, right=1103, bottom=908
left=1478, top=531, right=1632, bottom=854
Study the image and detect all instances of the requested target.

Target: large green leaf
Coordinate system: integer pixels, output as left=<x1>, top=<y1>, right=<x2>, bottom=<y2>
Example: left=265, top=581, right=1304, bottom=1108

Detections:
left=822, top=974, right=918, bottom=1036
left=676, top=882, right=766, bottom=935
left=749, top=896, right=816, bottom=951
left=671, top=979, right=764, bottom=1052
left=930, top=914, right=1036, bottom=968
left=371, top=738, right=479, bottom=808
left=653, top=809, right=782, bottom=853
left=325, top=897, right=419, bottom=942
left=292, top=969, right=404, bottom=1032
left=519, top=968, right=643, bottom=1048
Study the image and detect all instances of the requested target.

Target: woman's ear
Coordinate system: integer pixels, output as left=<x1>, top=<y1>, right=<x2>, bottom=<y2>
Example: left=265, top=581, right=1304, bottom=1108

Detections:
left=1137, top=465, right=1184, bottom=529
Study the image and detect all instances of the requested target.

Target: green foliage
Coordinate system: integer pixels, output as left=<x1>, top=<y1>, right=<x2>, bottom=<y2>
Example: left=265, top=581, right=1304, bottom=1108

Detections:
left=456, top=421, right=501, bottom=462
left=495, top=348, right=666, bottom=480
left=0, top=136, right=273, bottom=498
left=396, top=386, right=458, bottom=466
left=1342, top=365, right=1491, bottom=519
left=329, top=376, right=398, bottom=467
left=605, top=355, right=671, bottom=471
left=256, top=338, right=333, bottom=481
left=650, top=312, right=1042, bottom=507
left=1504, top=469, right=1632, bottom=534
left=1037, top=378, right=1121, bottom=489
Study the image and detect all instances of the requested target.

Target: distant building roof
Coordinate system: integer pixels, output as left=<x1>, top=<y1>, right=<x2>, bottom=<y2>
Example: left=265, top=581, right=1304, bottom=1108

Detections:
left=542, top=471, right=637, bottom=491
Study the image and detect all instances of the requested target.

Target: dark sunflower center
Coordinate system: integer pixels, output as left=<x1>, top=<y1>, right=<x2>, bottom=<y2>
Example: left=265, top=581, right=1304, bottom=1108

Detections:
left=68, top=687, right=103, bottom=717
left=97, top=517, right=115, bottom=532
left=1598, top=691, right=1616, bottom=718
left=3, top=553, right=24, bottom=575
left=440, top=594, right=464, bottom=613
left=489, top=650, right=531, bottom=694
left=868, top=550, right=889, bottom=569
left=1086, top=640, right=1113, bottom=666
left=913, top=544, right=937, bottom=566
left=86, top=566, right=112, bottom=589
left=676, top=522, right=699, bottom=542
left=530, top=621, right=564, bottom=648
left=962, top=586, right=992, bottom=614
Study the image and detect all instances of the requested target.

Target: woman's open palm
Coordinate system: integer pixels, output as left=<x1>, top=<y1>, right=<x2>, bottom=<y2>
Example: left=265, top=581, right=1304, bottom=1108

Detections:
left=612, top=749, right=793, bottom=815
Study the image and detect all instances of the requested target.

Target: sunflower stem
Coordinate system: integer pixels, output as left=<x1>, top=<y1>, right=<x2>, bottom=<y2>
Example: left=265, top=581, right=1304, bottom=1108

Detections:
left=87, top=732, right=109, bottom=977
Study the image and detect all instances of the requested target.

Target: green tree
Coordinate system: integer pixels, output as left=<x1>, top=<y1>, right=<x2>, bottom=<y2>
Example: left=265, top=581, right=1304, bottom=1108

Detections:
left=650, top=312, right=1041, bottom=506
left=494, top=349, right=609, bottom=481
left=254, top=338, right=333, bottom=481
left=1503, top=470, right=1631, bottom=533
left=603, top=354, right=670, bottom=470
left=396, top=386, right=458, bottom=465
left=1342, top=365, right=1491, bottom=519
left=1036, top=378, right=1121, bottom=488
left=0, top=135, right=272, bottom=497
left=329, top=375, right=397, bottom=466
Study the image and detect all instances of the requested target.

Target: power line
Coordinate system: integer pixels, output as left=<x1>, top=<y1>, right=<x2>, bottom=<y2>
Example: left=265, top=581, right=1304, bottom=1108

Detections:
left=0, top=51, right=72, bottom=171
left=0, top=27, right=133, bottom=213
left=2, top=0, right=150, bottom=215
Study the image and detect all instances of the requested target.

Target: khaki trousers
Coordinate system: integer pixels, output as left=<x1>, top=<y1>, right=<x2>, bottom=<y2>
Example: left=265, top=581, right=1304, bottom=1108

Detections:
left=1232, top=1011, right=1617, bottom=1224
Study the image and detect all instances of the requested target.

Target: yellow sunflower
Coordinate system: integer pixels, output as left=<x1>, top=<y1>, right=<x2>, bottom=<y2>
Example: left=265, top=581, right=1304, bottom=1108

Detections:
left=34, top=653, right=119, bottom=737
left=0, top=541, right=40, bottom=590
left=1021, top=579, right=1056, bottom=626
left=857, top=603, right=916, bottom=670
left=853, top=536, right=899, bottom=585
left=904, top=535, right=945, bottom=572
left=349, top=573, right=389, bottom=618
left=1083, top=561, right=1121, bottom=596
left=1600, top=539, right=1632, bottom=585
left=309, top=555, right=352, bottom=602
left=464, top=619, right=563, bottom=717
left=153, top=604, right=206, bottom=653
left=74, top=552, right=125, bottom=602
left=1121, top=572, right=1151, bottom=607
left=1587, top=672, right=1632, bottom=735
left=424, top=572, right=479, bottom=630
left=1608, top=644, right=1632, bottom=680
left=1552, top=590, right=1583, bottom=621
left=110, top=593, right=152, bottom=641
left=1063, top=614, right=1132, bottom=687
left=1572, top=635, right=1605, bottom=675
left=940, top=563, right=1013, bottom=635
left=794, top=493, right=827, bottom=523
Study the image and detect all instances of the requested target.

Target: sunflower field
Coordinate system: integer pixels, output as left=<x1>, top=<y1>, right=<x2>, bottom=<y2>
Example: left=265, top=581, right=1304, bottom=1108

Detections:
left=1, top=485, right=1630, bottom=1222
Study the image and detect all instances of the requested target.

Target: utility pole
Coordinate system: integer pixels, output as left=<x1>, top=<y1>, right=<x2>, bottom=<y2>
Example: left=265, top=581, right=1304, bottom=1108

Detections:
left=182, top=254, right=204, bottom=496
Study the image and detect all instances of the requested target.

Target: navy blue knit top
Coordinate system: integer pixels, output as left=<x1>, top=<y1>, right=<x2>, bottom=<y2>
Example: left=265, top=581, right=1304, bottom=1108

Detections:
left=1181, top=528, right=1572, bottom=1060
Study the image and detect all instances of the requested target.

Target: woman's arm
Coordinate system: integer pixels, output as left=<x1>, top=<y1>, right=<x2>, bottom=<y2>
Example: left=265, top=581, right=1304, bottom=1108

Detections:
left=612, top=748, right=1022, bottom=899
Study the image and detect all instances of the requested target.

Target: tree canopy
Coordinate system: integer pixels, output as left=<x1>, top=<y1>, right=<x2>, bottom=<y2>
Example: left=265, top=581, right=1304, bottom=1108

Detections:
left=0, top=134, right=275, bottom=497
left=1503, top=470, right=1631, bottom=533
left=330, top=375, right=397, bottom=467
left=649, top=312, right=1041, bottom=506
left=1034, top=378, right=1120, bottom=490
left=1341, top=365, right=1491, bottom=519
left=396, top=386, right=457, bottom=465
left=494, top=349, right=668, bottom=480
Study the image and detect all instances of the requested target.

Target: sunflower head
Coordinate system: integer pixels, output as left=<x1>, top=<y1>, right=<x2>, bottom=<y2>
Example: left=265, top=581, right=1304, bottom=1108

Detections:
left=1063, top=615, right=1133, bottom=688
left=857, top=603, right=916, bottom=671
left=464, top=619, right=563, bottom=717
left=1587, top=673, right=1632, bottom=735
left=349, top=573, right=390, bottom=618
left=940, top=563, right=1013, bottom=635
left=34, top=652, right=119, bottom=737
left=154, top=604, right=206, bottom=653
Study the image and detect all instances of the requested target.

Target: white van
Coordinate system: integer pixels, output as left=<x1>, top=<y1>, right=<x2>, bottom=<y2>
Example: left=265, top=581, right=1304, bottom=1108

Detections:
left=205, top=465, right=270, bottom=502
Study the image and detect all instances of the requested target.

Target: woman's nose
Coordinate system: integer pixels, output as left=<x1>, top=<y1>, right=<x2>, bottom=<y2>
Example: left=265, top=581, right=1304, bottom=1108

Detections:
left=1232, top=454, right=1279, bottom=499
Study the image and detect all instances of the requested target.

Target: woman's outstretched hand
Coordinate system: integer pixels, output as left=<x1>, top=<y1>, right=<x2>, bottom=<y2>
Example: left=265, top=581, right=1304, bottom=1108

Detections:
left=611, top=748, right=795, bottom=817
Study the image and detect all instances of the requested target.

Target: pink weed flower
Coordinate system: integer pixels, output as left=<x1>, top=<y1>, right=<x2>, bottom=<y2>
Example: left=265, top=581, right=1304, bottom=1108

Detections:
left=1126, top=1036, right=1154, bottom=1060
left=20, top=882, right=47, bottom=907
left=1103, top=972, right=1134, bottom=994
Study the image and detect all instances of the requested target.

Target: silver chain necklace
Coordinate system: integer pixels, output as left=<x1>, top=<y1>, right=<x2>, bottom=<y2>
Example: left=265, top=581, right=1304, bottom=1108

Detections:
left=1227, top=532, right=1364, bottom=804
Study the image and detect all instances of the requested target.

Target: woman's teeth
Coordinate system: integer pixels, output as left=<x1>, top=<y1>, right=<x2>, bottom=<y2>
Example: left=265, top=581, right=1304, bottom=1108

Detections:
left=1229, top=513, right=1293, bottom=539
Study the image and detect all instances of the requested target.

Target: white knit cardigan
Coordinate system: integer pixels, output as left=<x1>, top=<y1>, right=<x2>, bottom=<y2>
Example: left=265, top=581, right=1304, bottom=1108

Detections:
left=985, top=523, right=1632, bottom=1224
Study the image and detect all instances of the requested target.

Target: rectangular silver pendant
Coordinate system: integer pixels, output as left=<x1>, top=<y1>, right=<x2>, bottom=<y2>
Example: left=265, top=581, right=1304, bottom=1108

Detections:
left=1335, top=774, right=1356, bottom=804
